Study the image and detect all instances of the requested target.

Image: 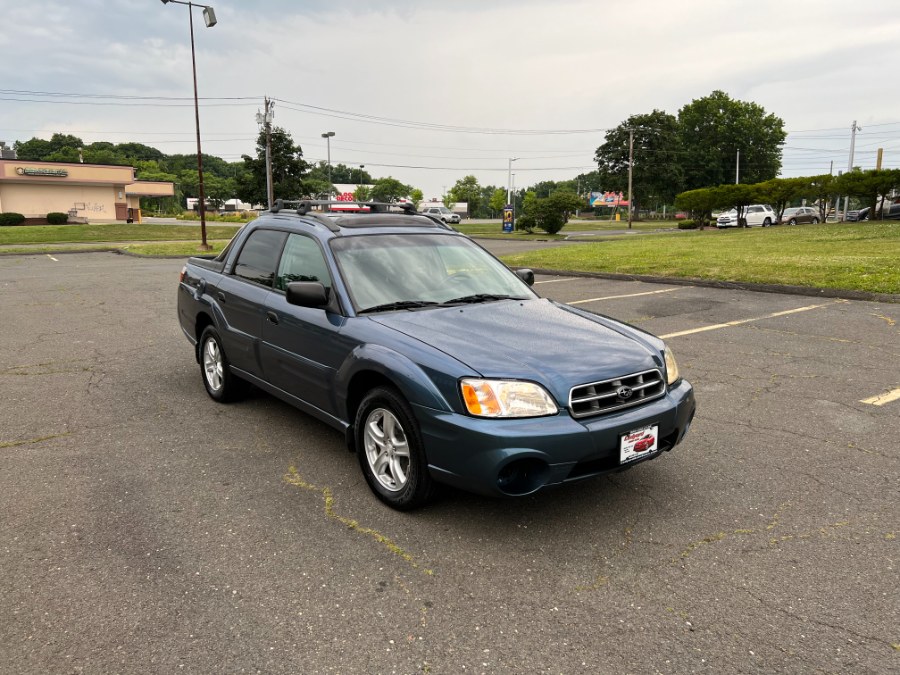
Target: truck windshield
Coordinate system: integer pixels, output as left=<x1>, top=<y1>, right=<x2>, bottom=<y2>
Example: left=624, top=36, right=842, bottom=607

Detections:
left=331, top=233, right=535, bottom=313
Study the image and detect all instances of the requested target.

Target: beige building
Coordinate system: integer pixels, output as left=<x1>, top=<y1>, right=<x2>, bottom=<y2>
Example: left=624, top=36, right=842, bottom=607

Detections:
left=0, top=160, right=174, bottom=223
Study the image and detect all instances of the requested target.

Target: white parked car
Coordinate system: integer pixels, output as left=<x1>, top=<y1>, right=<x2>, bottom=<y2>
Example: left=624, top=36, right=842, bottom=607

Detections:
left=716, top=204, right=776, bottom=228
left=421, top=206, right=461, bottom=224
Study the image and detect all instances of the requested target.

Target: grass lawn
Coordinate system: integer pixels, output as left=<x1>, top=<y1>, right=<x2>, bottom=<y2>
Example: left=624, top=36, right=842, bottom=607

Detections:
left=3, top=221, right=897, bottom=295
left=500, top=222, right=900, bottom=295
left=453, top=219, right=676, bottom=237
left=0, top=223, right=240, bottom=245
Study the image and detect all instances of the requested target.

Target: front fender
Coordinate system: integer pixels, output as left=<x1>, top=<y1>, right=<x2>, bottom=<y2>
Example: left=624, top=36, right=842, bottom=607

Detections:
left=334, top=343, right=461, bottom=421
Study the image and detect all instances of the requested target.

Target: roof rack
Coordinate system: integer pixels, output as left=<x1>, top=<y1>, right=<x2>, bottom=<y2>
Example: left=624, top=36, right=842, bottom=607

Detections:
left=268, top=198, right=418, bottom=215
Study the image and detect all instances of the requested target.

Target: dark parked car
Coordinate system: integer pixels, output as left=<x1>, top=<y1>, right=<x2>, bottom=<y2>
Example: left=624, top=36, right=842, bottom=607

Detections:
left=177, top=200, right=695, bottom=509
left=846, top=207, right=870, bottom=222
left=778, top=207, right=820, bottom=225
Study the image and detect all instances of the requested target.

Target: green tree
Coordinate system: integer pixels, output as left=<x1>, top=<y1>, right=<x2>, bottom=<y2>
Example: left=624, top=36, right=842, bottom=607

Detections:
left=518, top=190, right=581, bottom=235
left=804, top=174, right=838, bottom=223
left=354, top=184, right=372, bottom=202
left=409, top=188, right=424, bottom=209
left=678, top=90, right=786, bottom=190
left=239, top=127, right=308, bottom=205
left=489, top=188, right=507, bottom=216
left=449, top=175, right=482, bottom=218
left=674, top=187, right=717, bottom=226
left=756, top=177, right=808, bottom=221
left=595, top=109, right=683, bottom=214
left=709, top=183, right=760, bottom=227
left=14, top=133, right=84, bottom=160
left=370, top=177, right=410, bottom=202
left=834, top=168, right=900, bottom=219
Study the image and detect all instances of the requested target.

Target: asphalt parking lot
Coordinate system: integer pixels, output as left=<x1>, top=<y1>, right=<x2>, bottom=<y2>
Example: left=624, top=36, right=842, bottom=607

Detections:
left=1, top=252, right=897, bottom=674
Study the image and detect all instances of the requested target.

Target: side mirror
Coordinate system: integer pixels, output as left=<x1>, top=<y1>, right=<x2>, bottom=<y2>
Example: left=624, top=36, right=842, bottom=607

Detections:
left=515, top=268, right=535, bottom=286
left=286, top=281, right=329, bottom=308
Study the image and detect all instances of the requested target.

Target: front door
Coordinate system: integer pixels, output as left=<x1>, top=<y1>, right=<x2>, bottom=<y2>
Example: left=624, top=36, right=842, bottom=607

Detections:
left=115, top=203, right=128, bottom=220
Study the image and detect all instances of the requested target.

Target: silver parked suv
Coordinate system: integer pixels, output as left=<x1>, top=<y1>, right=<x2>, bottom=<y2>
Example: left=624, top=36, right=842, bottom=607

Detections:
left=716, top=204, right=776, bottom=228
left=421, top=205, right=461, bottom=224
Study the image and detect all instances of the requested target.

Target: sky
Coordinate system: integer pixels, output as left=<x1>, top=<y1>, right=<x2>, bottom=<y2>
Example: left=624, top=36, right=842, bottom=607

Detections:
left=2, top=0, right=900, bottom=201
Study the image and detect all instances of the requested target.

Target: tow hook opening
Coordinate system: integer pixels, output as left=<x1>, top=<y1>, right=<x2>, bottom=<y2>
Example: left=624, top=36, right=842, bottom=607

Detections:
left=496, top=458, right=549, bottom=496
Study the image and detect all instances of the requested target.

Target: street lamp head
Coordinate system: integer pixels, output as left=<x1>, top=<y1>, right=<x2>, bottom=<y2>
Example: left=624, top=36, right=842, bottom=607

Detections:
left=160, top=0, right=170, bottom=4
left=202, top=6, right=217, bottom=27
left=322, top=131, right=335, bottom=139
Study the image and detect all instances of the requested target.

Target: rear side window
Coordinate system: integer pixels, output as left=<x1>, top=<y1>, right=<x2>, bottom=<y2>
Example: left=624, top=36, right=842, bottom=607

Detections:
left=233, top=229, right=287, bottom=287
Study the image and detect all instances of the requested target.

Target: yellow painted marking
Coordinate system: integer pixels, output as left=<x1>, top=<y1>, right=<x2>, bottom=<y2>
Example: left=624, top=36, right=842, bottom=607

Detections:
left=569, top=287, right=680, bottom=305
left=860, top=387, right=900, bottom=406
left=284, top=466, right=433, bottom=575
left=660, top=301, right=843, bottom=339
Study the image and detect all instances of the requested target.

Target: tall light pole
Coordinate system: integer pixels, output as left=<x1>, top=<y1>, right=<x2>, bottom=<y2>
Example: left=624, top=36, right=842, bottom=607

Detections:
left=160, top=0, right=217, bottom=250
left=322, top=131, right=335, bottom=197
left=507, top=157, right=519, bottom=204
left=358, top=165, right=365, bottom=185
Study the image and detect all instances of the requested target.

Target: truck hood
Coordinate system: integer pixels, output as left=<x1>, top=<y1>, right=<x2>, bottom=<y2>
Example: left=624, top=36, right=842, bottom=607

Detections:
left=369, top=299, right=662, bottom=402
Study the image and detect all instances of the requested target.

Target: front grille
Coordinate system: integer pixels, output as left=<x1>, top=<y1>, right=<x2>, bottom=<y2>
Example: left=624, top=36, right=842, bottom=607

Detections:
left=569, top=369, right=665, bottom=418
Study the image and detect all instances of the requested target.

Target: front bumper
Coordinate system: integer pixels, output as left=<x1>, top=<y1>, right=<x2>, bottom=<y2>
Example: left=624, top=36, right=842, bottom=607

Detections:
left=415, top=379, right=696, bottom=497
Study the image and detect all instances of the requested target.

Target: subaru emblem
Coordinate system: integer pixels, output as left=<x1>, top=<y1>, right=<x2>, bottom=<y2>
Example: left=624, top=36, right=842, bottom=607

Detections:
left=616, top=385, right=633, bottom=400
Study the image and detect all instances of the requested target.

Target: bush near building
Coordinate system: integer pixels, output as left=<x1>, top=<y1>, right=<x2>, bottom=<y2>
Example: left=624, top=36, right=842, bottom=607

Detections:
left=46, top=212, right=69, bottom=225
left=0, top=212, right=26, bottom=226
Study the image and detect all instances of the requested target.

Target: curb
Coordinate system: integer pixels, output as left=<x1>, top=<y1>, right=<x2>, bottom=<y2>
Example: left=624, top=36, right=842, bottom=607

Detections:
left=523, top=268, right=900, bottom=304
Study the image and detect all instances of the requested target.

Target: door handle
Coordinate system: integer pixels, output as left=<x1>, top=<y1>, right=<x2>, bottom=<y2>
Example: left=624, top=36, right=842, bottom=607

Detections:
left=217, top=291, right=226, bottom=302
left=266, top=311, right=279, bottom=325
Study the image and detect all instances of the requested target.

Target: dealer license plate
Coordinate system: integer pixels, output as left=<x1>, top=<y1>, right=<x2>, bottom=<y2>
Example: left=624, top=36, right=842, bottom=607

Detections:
left=620, top=425, right=659, bottom=464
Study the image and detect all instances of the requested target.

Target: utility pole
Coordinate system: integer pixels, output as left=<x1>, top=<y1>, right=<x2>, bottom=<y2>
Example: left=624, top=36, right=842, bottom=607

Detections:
left=627, top=128, right=634, bottom=229
left=842, top=120, right=859, bottom=221
left=735, top=149, right=740, bottom=184
left=256, top=97, right=274, bottom=209
left=876, top=148, right=883, bottom=170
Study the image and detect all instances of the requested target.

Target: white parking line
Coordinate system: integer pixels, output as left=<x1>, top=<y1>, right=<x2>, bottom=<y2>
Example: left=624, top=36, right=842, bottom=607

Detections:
left=533, top=277, right=576, bottom=285
left=660, top=300, right=844, bottom=339
left=860, top=388, right=900, bottom=406
left=569, top=287, right=681, bottom=305
left=46, top=254, right=58, bottom=262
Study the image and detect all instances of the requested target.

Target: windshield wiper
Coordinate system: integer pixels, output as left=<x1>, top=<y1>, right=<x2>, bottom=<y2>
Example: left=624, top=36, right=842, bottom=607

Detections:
left=441, top=294, right=521, bottom=305
left=358, top=300, right=439, bottom=314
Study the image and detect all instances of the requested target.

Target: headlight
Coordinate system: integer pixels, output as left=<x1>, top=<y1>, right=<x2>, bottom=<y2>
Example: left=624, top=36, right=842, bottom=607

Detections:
left=460, top=379, right=558, bottom=418
left=664, top=346, right=680, bottom=385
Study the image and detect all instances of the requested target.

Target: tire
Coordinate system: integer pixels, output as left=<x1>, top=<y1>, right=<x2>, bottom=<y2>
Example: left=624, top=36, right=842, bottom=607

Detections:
left=788, top=218, right=796, bottom=226
left=811, top=217, right=819, bottom=224
left=199, top=326, right=245, bottom=402
left=355, top=386, right=434, bottom=510
left=763, top=218, right=772, bottom=227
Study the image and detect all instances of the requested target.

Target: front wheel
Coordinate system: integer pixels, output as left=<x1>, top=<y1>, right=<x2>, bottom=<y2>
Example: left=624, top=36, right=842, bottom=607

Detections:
left=811, top=217, right=819, bottom=224
left=355, top=387, right=434, bottom=510
left=788, top=218, right=796, bottom=226
left=199, top=326, right=245, bottom=402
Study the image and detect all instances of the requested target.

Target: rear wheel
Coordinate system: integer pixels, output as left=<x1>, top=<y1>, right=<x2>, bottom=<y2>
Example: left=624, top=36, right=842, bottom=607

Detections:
left=763, top=217, right=772, bottom=227
left=355, top=387, right=434, bottom=510
left=199, top=326, right=245, bottom=402
left=811, top=217, right=819, bottom=224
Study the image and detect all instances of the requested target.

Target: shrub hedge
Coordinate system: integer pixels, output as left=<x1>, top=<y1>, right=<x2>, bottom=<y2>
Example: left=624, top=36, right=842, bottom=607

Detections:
left=46, top=212, right=69, bottom=225
left=0, top=212, right=25, bottom=226
left=677, top=219, right=699, bottom=229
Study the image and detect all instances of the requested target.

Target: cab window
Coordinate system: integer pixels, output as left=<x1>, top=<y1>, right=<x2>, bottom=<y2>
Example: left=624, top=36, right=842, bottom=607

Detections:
left=233, top=229, right=288, bottom=287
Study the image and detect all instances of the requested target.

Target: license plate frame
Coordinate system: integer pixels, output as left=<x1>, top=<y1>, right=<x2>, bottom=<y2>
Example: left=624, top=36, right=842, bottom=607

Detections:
left=619, top=424, right=659, bottom=464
